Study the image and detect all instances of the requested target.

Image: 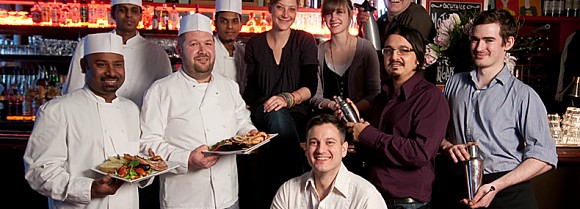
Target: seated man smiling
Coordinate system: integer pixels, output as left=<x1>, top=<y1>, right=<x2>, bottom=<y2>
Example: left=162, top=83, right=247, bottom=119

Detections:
left=270, top=114, right=387, bottom=209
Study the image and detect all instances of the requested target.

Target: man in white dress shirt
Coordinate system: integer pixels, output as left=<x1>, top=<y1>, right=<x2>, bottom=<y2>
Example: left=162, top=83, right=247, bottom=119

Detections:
left=139, top=13, right=257, bottom=209
left=214, top=0, right=247, bottom=94
left=24, top=33, right=145, bottom=209
left=271, top=114, right=388, bottom=209
left=63, top=0, right=172, bottom=107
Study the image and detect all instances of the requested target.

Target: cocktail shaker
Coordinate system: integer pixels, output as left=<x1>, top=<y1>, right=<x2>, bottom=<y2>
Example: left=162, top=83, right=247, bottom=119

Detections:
left=334, top=96, right=360, bottom=123
left=465, top=144, right=484, bottom=200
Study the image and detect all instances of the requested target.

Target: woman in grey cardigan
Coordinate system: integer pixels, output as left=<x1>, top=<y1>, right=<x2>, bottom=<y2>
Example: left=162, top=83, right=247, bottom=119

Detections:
left=311, top=0, right=380, bottom=118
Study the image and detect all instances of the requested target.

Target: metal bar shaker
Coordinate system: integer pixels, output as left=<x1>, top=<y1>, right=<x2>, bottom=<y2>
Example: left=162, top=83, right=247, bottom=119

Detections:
left=334, top=96, right=360, bottom=123
left=465, top=144, right=484, bottom=200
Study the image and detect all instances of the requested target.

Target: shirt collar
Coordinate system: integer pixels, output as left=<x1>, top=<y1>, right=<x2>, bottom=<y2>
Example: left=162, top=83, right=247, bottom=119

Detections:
left=178, top=66, right=214, bottom=84
left=469, top=65, right=511, bottom=87
left=82, top=86, right=118, bottom=104
left=303, top=163, right=349, bottom=199
left=111, top=30, right=143, bottom=46
left=384, top=73, right=423, bottom=100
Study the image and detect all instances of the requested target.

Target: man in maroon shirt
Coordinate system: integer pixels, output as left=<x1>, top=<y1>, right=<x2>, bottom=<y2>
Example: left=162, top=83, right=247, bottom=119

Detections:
left=345, top=25, right=449, bottom=209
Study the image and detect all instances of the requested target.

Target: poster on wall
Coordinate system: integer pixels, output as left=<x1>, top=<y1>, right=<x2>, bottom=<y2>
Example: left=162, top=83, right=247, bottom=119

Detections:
left=424, top=0, right=485, bottom=87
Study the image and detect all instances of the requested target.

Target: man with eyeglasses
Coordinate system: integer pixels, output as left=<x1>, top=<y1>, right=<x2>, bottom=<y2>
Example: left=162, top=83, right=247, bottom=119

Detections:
left=63, top=0, right=173, bottom=108
left=341, top=25, right=449, bottom=209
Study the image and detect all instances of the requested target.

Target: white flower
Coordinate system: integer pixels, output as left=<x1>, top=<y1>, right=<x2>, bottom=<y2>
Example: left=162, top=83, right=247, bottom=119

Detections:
left=424, top=43, right=440, bottom=67
left=504, top=52, right=518, bottom=73
left=434, top=31, right=450, bottom=50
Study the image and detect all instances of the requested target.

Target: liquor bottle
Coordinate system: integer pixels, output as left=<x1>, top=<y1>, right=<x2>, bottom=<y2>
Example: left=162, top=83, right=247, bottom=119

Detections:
left=544, top=0, right=550, bottom=16
left=259, top=12, right=269, bottom=32
left=246, top=12, right=256, bottom=33
left=50, top=0, right=60, bottom=26
left=565, top=0, right=573, bottom=16
left=152, top=6, right=159, bottom=30
left=41, top=0, right=51, bottom=24
left=142, top=5, right=152, bottom=29
left=31, top=0, right=42, bottom=24
left=80, top=0, right=88, bottom=24
left=97, top=0, right=106, bottom=22
left=557, top=0, right=565, bottom=16
left=35, top=66, right=48, bottom=107
left=46, top=66, right=60, bottom=101
left=70, top=0, right=80, bottom=24
left=59, top=0, right=70, bottom=26
left=88, top=0, right=97, bottom=24
left=169, top=4, right=180, bottom=30
left=572, top=0, right=580, bottom=17
left=161, top=4, right=169, bottom=30
left=334, top=96, right=360, bottom=123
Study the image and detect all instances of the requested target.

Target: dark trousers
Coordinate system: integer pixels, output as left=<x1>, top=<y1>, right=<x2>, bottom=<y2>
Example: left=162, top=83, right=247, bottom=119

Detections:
left=431, top=157, right=537, bottom=209
left=483, top=172, right=538, bottom=209
left=238, top=104, right=308, bottom=209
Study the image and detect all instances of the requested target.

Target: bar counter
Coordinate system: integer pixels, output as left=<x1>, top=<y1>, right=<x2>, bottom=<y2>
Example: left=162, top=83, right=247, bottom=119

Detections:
left=3, top=124, right=580, bottom=208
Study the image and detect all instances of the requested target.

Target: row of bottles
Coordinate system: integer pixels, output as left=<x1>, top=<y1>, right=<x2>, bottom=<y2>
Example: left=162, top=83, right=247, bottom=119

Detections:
left=543, top=0, right=580, bottom=17
left=0, top=66, right=64, bottom=121
left=29, top=0, right=113, bottom=27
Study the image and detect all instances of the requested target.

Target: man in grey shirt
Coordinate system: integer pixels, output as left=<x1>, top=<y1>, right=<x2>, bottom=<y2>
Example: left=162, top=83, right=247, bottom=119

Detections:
left=440, top=9, right=557, bottom=209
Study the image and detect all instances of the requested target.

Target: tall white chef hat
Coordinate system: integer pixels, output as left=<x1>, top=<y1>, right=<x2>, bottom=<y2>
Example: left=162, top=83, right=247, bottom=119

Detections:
left=83, top=33, right=124, bottom=57
left=216, top=0, right=242, bottom=15
left=178, top=13, right=213, bottom=37
left=111, top=0, right=142, bottom=6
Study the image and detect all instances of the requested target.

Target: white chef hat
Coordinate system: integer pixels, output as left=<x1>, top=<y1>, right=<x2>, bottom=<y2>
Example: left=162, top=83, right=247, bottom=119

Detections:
left=216, top=0, right=242, bottom=15
left=111, top=0, right=142, bottom=6
left=83, top=33, right=124, bottom=57
left=178, top=13, right=213, bottom=37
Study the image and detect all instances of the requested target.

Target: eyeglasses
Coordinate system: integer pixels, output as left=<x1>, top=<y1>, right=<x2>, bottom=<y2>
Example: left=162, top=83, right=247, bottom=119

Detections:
left=381, top=47, right=414, bottom=56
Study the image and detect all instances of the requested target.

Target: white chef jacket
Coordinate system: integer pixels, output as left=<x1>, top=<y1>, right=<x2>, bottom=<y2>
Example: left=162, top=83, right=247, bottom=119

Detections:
left=63, top=30, right=173, bottom=107
left=271, top=164, right=388, bottom=209
left=140, top=68, right=256, bottom=209
left=213, top=35, right=247, bottom=94
left=23, top=87, right=143, bottom=209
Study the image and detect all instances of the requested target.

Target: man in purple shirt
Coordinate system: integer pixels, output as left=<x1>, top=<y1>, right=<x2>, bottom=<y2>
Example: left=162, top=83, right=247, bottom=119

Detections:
left=345, top=25, right=449, bottom=209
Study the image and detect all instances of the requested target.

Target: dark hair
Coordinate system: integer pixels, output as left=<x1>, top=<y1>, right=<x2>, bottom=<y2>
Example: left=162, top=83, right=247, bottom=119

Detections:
left=306, top=114, right=347, bottom=143
left=384, top=25, right=426, bottom=69
left=214, top=11, right=243, bottom=21
left=472, top=9, right=517, bottom=45
left=321, top=0, right=354, bottom=20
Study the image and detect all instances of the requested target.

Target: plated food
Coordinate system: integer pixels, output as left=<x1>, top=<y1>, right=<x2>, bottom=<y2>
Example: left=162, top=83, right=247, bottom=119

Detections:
left=95, top=148, right=170, bottom=182
left=209, top=131, right=270, bottom=151
left=204, top=132, right=278, bottom=155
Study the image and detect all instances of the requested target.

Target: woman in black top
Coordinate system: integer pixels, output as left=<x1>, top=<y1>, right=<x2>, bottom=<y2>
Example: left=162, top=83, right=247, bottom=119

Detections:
left=241, top=0, right=318, bottom=207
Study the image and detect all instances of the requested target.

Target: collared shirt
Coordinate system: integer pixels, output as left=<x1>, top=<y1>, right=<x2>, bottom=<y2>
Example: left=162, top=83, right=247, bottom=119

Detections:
left=444, top=66, right=558, bottom=174
left=23, top=87, right=142, bottom=209
left=358, top=73, right=449, bottom=202
left=63, top=30, right=173, bottom=107
left=213, top=35, right=247, bottom=94
left=140, top=68, right=255, bottom=209
left=270, top=163, right=387, bottom=209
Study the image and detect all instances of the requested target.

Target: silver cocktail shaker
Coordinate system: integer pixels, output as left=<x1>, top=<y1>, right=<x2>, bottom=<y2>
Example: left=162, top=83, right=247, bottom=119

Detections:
left=465, top=145, right=484, bottom=200
left=334, top=96, right=360, bottom=123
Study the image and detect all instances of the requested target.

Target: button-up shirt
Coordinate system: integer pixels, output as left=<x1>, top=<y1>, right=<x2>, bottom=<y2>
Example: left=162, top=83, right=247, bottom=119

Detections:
left=63, top=31, right=173, bottom=107
left=271, top=163, right=387, bottom=209
left=140, top=68, right=255, bottom=209
left=444, top=67, right=558, bottom=174
left=359, top=73, right=449, bottom=202
left=24, top=87, right=142, bottom=209
left=214, top=35, right=247, bottom=94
